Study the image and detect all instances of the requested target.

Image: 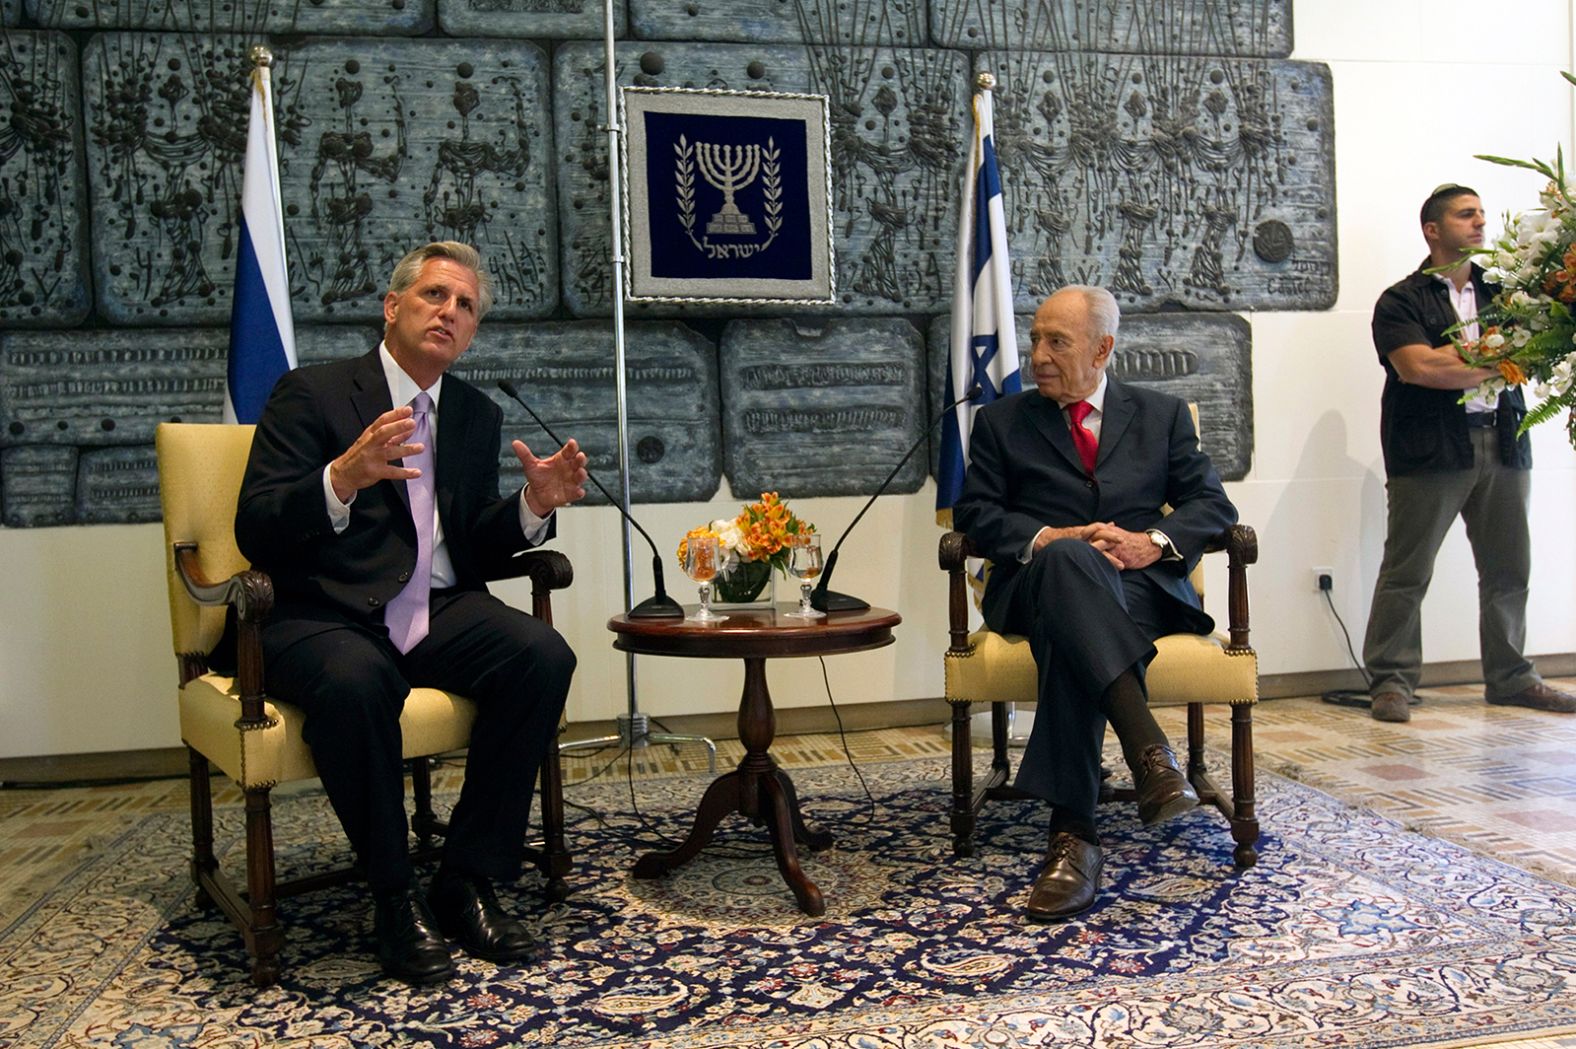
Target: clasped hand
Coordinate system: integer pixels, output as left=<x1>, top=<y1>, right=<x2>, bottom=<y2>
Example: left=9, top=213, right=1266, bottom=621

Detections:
left=1033, top=521, right=1161, bottom=571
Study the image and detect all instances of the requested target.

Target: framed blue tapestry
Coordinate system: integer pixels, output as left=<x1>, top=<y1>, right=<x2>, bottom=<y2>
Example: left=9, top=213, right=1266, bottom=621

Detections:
left=621, top=87, right=835, bottom=304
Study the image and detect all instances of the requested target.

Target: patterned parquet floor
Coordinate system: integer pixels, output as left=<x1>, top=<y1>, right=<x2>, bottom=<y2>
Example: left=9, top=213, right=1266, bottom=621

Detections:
left=3, top=682, right=1576, bottom=1047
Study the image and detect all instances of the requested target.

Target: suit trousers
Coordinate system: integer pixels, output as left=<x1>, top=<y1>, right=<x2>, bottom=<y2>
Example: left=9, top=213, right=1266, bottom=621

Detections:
left=261, top=589, right=575, bottom=891
left=1363, top=426, right=1535, bottom=701
left=999, top=539, right=1198, bottom=820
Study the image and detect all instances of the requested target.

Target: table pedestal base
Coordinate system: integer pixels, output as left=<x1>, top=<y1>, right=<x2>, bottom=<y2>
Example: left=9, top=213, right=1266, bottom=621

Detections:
left=632, top=656, right=833, bottom=916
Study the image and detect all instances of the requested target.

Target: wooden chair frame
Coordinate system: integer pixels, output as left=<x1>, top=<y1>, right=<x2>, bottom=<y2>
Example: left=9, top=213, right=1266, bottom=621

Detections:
left=173, top=542, right=574, bottom=987
left=939, top=524, right=1260, bottom=868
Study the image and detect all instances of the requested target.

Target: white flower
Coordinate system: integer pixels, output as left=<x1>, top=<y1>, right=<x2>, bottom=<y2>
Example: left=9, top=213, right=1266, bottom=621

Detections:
left=710, top=518, right=747, bottom=557
left=1482, top=330, right=1507, bottom=350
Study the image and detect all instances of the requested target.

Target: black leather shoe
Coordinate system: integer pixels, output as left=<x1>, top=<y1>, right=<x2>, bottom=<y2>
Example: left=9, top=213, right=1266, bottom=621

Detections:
left=1134, top=744, right=1200, bottom=826
left=429, top=872, right=536, bottom=963
left=1026, top=832, right=1103, bottom=922
left=373, top=887, right=453, bottom=984
left=1488, top=681, right=1576, bottom=713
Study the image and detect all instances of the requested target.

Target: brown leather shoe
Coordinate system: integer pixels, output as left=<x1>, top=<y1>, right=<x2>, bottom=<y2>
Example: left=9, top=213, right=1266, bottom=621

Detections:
left=1488, top=681, right=1576, bottom=713
left=1134, top=744, right=1199, bottom=826
left=1370, top=691, right=1411, bottom=723
left=1025, top=832, right=1103, bottom=922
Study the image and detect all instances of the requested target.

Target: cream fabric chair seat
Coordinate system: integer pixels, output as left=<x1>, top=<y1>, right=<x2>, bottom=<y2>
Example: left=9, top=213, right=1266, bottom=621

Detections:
left=947, top=629, right=1258, bottom=709
left=178, top=679, right=478, bottom=790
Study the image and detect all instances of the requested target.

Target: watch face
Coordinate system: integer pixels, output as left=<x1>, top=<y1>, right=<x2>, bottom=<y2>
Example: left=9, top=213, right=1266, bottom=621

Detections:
left=1148, top=530, right=1165, bottom=546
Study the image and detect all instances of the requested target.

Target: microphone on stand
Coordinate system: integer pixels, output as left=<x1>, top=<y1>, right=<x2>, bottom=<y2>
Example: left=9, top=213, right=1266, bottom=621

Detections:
left=810, top=384, right=983, bottom=613
left=497, top=380, right=683, bottom=619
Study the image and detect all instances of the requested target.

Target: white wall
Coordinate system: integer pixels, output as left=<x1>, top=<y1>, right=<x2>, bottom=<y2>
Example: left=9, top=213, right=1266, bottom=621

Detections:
left=4, top=2, right=1574, bottom=758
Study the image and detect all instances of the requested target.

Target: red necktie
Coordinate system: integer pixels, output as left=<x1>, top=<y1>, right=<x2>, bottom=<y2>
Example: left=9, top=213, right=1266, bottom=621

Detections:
left=1067, top=400, right=1098, bottom=474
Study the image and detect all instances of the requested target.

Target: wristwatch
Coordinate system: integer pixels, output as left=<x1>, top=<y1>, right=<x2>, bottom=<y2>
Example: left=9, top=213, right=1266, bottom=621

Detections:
left=1145, top=528, right=1178, bottom=560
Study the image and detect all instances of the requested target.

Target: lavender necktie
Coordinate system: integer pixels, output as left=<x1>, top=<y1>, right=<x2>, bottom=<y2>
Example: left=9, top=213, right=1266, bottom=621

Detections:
left=384, top=392, right=434, bottom=653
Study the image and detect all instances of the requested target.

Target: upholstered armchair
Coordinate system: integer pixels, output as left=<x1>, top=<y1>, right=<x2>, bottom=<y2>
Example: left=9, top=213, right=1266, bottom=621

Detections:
left=156, top=422, right=573, bottom=987
left=939, top=523, right=1260, bottom=867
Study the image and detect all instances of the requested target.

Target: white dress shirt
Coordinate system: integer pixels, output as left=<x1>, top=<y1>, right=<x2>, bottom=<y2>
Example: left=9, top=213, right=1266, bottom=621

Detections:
left=321, top=343, right=552, bottom=588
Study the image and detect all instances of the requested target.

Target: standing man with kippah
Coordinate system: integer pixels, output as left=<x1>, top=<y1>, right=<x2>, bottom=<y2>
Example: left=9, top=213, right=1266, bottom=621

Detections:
left=1363, top=184, right=1575, bottom=723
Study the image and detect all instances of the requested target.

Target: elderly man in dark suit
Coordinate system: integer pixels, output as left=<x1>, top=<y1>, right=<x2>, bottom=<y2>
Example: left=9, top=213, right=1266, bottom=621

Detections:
left=954, top=285, right=1237, bottom=921
left=236, top=242, right=588, bottom=983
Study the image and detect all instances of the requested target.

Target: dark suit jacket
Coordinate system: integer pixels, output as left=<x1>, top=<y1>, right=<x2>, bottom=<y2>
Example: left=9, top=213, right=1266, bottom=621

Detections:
left=952, top=380, right=1237, bottom=635
left=235, top=348, right=552, bottom=625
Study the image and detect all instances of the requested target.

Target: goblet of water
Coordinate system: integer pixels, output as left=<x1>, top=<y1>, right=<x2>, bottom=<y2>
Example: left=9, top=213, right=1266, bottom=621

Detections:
left=684, top=534, right=728, bottom=623
left=783, top=532, right=825, bottom=620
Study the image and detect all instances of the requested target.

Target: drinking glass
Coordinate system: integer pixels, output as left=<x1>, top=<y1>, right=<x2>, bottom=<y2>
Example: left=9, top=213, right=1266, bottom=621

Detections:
left=783, top=532, right=825, bottom=620
left=684, top=534, right=728, bottom=623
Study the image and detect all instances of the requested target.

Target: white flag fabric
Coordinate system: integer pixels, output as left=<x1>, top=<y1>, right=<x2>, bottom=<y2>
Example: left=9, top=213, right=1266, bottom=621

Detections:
left=936, top=83, right=1020, bottom=519
left=224, top=60, right=296, bottom=424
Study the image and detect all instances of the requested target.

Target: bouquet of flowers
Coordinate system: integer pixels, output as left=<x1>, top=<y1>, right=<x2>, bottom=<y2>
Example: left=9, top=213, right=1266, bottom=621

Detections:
left=1456, top=86, right=1576, bottom=448
left=676, top=492, right=815, bottom=601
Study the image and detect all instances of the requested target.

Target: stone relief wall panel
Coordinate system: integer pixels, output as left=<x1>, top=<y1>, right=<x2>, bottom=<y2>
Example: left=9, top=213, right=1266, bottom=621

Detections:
left=25, top=0, right=434, bottom=35
left=77, top=444, right=162, bottom=522
left=0, top=31, right=91, bottom=327
left=982, top=50, right=1334, bottom=312
left=83, top=34, right=557, bottom=326
left=721, top=317, right=925, bottom=498
left=0, top=328, right=227, bottom=449
left=631, top=0, right=924, bottom=47
left=438, top=0, right=621, bottom=40
left=450, top=321, right=722, bottom=504
left=555, top=41, right=969, bottom=317
left=930, top=0, right=1291, bottom=57
left=3, top=0, right=19, bottom=25
left=926, top=309, right=1253, bottom=480
left=1, top=444, right=76, bottom=526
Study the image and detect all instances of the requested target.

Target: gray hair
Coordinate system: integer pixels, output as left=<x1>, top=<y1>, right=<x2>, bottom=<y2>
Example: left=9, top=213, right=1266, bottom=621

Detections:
left=1059, top=284, right=1121, bottom=339
left=386, top=242, right=495, bottom=318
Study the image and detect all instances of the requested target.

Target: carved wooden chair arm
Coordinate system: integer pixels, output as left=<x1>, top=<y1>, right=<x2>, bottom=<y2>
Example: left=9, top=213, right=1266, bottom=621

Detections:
left=1218, top=523, right=1256, bottom=653
left=173, top=541, right=273, bottom=727
left=486, top=549, right=574, bottom=625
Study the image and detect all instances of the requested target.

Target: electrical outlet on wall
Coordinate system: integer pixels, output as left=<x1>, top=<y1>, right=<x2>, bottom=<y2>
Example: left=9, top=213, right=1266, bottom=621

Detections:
left=1312, top=567, right=1334, bottom=592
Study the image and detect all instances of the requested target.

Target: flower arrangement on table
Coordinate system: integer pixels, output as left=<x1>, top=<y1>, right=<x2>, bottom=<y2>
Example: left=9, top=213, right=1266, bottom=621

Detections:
left=676, top=492, right=816, bottom=603
left=1453, top=83, right=1576, bottom=449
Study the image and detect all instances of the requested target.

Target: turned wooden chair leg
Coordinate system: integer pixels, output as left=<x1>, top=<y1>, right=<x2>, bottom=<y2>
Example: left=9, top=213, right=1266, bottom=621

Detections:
left=244, top=787, right=283, bottom=988
left=950, top=701, right=977, bottom=857
left=1230, top=703, right=1259, bottom=868
left=410, top=757, right=439, bottom=847
left=188, top=748, right=217, bottom=909
left=537, top=739, right=571, bottom=901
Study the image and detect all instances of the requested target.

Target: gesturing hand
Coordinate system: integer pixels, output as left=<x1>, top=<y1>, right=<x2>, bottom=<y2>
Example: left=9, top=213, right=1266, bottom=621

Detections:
left=514, top=438, right=589, bottom=517
left=328, top=405, right=420, bottom=503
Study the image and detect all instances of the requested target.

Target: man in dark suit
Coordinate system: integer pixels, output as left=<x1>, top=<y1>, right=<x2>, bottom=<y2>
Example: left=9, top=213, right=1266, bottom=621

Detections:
left=235, top=242, right=588, bottom=983
left=954, top=285, right=1237, bottom=922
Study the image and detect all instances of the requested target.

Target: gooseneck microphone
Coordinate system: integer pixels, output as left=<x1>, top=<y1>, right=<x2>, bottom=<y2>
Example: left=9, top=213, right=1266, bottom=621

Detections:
left=497, top=380, right=683, bottom=619
left=810, top=384, right=983, bottom=613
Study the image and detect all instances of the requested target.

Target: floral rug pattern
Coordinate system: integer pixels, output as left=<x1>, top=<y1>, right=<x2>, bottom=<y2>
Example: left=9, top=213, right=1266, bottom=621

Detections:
left=6, top=757, right=1576, bottom=1048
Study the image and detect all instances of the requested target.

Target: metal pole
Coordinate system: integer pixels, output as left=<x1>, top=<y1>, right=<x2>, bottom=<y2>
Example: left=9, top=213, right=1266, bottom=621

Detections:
left=559, top=1, right=715, bottom=771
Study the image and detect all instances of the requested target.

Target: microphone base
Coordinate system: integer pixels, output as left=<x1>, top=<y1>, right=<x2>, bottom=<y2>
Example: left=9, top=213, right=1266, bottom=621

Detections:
left=627, top=594, right=685, bottom=619
left=808, top=589, right=870, bottom=614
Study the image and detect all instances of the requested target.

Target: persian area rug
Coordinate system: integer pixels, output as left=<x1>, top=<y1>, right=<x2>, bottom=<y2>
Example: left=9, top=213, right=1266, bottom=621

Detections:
left=6, top=756, right=1576, bottom=1049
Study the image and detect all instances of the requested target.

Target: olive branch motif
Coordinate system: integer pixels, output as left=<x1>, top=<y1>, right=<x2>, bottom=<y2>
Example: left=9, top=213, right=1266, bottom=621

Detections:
left=675, top=135, right=698, bottom=243
left=761, top=137, right=782, bottom=240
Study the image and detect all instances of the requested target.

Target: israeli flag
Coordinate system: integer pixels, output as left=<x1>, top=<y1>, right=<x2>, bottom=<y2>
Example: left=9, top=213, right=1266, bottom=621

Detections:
left=936, top=79, right=1020, bottom=519
left=224, top=57, right=296, bottom=424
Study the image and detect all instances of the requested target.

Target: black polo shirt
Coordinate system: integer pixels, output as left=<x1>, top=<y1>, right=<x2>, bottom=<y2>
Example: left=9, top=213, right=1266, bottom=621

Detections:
left=1371, top=260, right=1530, bottom=476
